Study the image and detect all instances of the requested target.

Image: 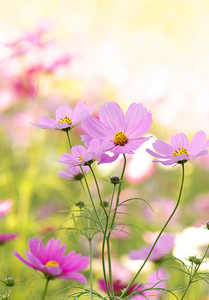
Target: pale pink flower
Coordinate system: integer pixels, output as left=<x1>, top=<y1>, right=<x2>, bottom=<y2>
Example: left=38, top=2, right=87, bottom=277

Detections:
left=0, top=199, right=13, bottom=216
left=146, top=131, right=209, bottom=165
left=13, top=237, right=89, bottom=282
left=31, top=102, right=93, bottom=131
left=130, top=233, right=175, bottom=262
left=58, top=165, right=89, bottom=180
left=81, top=102, right=152, bottom=157
left=143, top=268, right=168, bottom=300
left=59, top=138, right=109, bottom=166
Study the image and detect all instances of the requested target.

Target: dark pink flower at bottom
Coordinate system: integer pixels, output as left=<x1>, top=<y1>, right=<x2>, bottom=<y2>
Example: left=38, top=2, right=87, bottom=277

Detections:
left=98, top=279, right=144, bottom=299
left=13, top=237, right=89, bottom=282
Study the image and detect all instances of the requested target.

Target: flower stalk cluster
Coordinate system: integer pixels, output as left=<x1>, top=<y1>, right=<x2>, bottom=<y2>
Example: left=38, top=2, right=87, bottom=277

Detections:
left=12, top=101, right=209, bottom=299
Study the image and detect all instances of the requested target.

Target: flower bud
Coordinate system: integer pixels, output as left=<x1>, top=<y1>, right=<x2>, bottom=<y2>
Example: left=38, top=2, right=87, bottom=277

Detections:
left=0, top=295, right=9, bottom=300
left=75, top=200, right=85, bottom=208
left=110, top=176, right=120, bottom=185
left=101, top=200, right=109, bottom=207
left=189, top=255, right=195, bottom=262
left=5, top=277, right=15, bottom=287
left=194, top=258, right=201, bottom=265
left=206, top=221, right=209, bottom=230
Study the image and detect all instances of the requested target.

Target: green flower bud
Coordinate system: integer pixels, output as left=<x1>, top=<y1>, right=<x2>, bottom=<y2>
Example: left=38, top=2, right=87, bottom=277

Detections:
left=5, top=277, right=15, bottom=287
left=110, top=176, right=120, bottom=185
left=194, top=258, right=201, bottom=265
left=75, top=200, right=85, bottom=208
left=0, top=295, right=9, bottom=300
left=101, top=200, right=109, bottom=207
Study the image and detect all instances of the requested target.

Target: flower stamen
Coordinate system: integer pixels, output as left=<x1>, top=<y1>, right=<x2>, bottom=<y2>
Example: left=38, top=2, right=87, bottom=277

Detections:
left=114, top=131, right=128, bottom=146
left=45, top=260, right=60, bottom=267
left=78, top=155, right=83, bottom=161
left=58, top=116, right=72, bottom=126
left=173, top=147, right=188, bottom=157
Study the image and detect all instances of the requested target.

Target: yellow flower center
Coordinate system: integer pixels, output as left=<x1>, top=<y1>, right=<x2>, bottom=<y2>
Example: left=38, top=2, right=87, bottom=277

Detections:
left=114, top=131, right=128, bottom=146
left=173, top=147, right=188, bottom=157
left=58, top=116, right=72, bottom=125
left=45, top=260, right=60, bottom=268
left=78, top=154, right=83, bottom=161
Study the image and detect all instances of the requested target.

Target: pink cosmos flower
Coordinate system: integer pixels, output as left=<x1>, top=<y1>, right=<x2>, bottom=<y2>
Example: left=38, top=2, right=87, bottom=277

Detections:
left=31, top=102, right=93, bottom=131
left=98, top=279, right=144, bottom=299
left=59, top=138, right=109, bottom=166
left=146, top=131, right=209, bottom=165
left=0, top=199, right=13, bottom=216
left=81, top=102, right=152, bottom=158
left=13, top=237, right=89, bottom=282
left=0, top=233, right=18, bottom=244
left=130, top=233, right=175, bottom=262
left=58, top=165, right=89, bottom=180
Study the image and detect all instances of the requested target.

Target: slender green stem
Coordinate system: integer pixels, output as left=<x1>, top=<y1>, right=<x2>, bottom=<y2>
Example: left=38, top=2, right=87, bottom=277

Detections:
left=105, top=154, right=126, bottom=297
left=66, top=131, right=72, bottom=149
left=121, top=163, right=185, bottom=298
left=180, top=243, right=209, bottom=300
left=108, top=154, right=126, bottom=235
left=81, top=168, right=104, bottom=232
left=8, top=287, right=11, bottom=300
left=89, top=164, right=112, bottom=296
left=89, top=238, right=94, bottom=300
left=89, top=165, right=108, bottom=218
left=41, top=278, right=50, bottom=300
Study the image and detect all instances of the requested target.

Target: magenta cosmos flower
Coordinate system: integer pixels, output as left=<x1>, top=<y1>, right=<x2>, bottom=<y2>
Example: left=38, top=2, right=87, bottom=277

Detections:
left=13, top=237, right=89, bottom=282
left=58, top=165, right=89, bottom=180
left=146, top=131, right=209, bottom=165
left=81, top=102, right=152, bottom=156
left=31, top=101, right=93, bottom=131
left=98, top=279, right=144, bottom=299
left=0, top=233, right=18, bottom=244
left=59, top=138, right=109, bottom=166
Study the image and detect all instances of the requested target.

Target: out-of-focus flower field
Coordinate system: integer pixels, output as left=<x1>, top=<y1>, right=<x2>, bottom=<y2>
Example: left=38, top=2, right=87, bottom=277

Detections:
left=1, top=1, right=209, bottom=299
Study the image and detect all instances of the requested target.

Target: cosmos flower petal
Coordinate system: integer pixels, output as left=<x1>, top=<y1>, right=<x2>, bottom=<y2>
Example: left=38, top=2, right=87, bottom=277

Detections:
left=98, top=102, right=125, bottom=132
left=82, top=116, right=112, bottom=138
left=127, top=112, right=152, bottom=138
left=170, top=133, right=189, bottom=149
left=31, top=116, right=57, bottom=129
left=59, top=272, right=87, bottom=283
left=124, top=103, right=148, bottom=132
left=56, top=105, right=73, bottom=121
left=188, top=130, right=209, bottom=154
left=152, top=140, right=174, bottom=156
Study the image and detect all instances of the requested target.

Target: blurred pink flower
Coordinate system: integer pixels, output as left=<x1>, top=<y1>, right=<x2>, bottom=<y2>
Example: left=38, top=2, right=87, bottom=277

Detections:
left=98, top=279, right=144, bottom=299
left=146, top=131, right=209, bottom=165
left=31, top=102, right=93, bottom=131
left=0, top=199, right=13, bottom=216
left=143, top=197, right=179, bottom=225
left=59, top=138, right=109, bottom=166
left=143, top=267, right=168, bottom=300
left=0, top=233, right=18, bottom=244
left=58, top=165, right=89, bottom=180
left=81, top=102, right=152, bottom=158
left=130, top=233, right=175, bottom=262
left=13, top=237, right=89, bottom=282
